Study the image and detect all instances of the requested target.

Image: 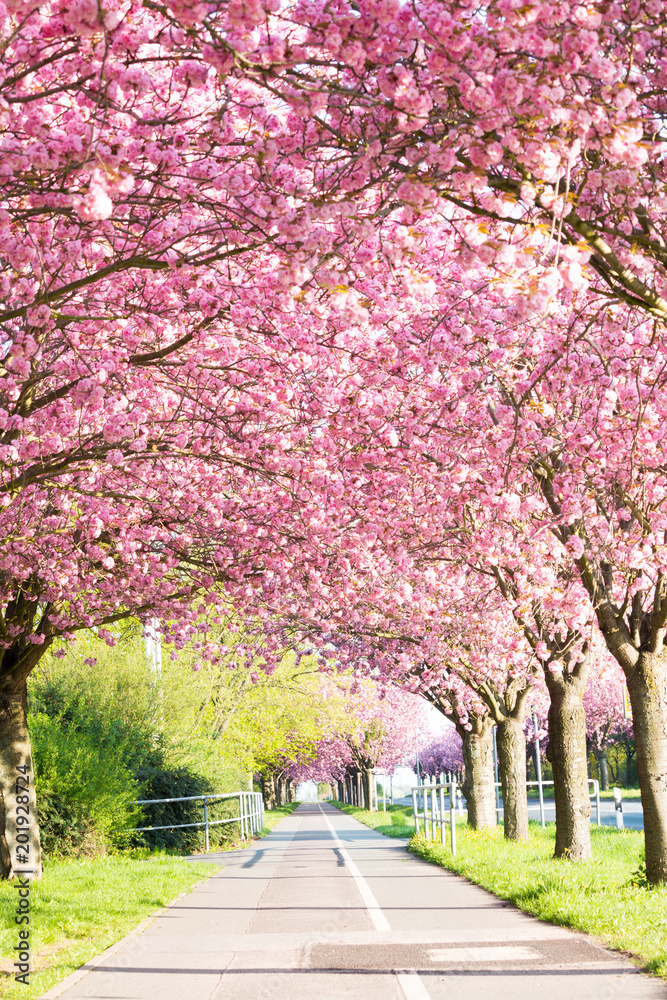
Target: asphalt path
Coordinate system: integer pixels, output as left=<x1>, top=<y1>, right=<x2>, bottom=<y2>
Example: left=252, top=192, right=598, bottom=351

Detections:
left=41, top=802, right=664, bottom=1000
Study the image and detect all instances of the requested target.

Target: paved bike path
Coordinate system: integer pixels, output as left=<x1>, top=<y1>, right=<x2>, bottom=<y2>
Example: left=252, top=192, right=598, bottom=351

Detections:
left=41, top=803, right=665, bottom=1000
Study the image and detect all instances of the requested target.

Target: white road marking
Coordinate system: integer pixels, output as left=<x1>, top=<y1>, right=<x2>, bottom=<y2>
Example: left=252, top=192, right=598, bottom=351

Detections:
left=428, top=945, right=540, bottom=962
left=317, top=805, right=391, bottom=933
left=395, top=971, right=432, bottom=999
left=318, top=806, right=432, bottom=1000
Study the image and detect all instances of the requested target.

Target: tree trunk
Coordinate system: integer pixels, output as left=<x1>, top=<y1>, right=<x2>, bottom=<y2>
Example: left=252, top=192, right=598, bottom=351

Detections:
left=626, top=653, right=667, bottom=884
left=595, top=748, right=610, bottom=791
left=461, top=719, right=497, bottom=829
left=276, top=777, right=285, bottom=807
left=0, top=682, right=42, bottom=879
left=361, top=768, right=373, bottom=811
left=496, top=714, right=529, bottom=841
left=544, top=669, right=591, bottom=861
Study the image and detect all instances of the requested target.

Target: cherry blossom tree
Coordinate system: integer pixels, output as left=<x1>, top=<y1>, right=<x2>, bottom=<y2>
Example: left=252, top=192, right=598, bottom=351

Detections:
left=288, top=680, right=428, bottom=810
left=221, top=0, right=667, bottom=880
left=418, top=727, right=463, bottom=778
left=584, top=656, right=632, bottom=791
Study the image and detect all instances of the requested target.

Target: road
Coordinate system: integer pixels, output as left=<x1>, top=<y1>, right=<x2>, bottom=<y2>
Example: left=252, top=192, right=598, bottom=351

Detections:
left=397, top=792, right=645, bottom=829
left=40, top=802, right=664, bottom=1000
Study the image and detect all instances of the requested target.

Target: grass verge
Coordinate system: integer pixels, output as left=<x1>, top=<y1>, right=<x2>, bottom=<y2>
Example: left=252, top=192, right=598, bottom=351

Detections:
left=0, top=804, right=297, bottom=1000
left=410, top=823, right=667, bottom=979
left=330, top=801, right=415, bottom=838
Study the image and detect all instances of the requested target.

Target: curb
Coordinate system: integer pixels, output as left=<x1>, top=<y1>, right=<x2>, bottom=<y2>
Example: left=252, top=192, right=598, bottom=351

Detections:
left=37, top=867, right=221, bottom=1000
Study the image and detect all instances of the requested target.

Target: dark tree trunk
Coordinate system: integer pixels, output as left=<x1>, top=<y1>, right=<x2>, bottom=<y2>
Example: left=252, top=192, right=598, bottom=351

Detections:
left=595, top=748, right=610, bottom=791
left=626, top=653, right=667, bottom=884
left=496, top=714, right=529, bottom=841
left=0, top=682, right=42, bottom=879
left=544, top=666, right=591, bottom=861
left=461, top=717, right=497, bottom=829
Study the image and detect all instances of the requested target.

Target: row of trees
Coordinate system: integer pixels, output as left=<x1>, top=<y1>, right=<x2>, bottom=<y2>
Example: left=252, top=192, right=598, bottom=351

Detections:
left=3, top=0, right=667, bottom=883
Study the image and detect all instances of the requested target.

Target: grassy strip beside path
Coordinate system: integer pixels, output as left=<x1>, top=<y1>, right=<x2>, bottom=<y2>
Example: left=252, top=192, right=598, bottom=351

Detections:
left=0, top=804, right=298, bottom=1000
left=331, top=801, right=415, bottom=838
left=333, top=800, right=667, bottom=979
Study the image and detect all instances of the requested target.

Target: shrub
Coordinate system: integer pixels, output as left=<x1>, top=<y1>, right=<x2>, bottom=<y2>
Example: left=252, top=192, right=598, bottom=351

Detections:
left=30, top=713, right=141, bottom=857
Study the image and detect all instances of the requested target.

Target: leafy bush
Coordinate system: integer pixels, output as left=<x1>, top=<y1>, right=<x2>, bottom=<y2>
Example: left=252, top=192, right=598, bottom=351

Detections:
left=30, top=713, right=141, bottom=857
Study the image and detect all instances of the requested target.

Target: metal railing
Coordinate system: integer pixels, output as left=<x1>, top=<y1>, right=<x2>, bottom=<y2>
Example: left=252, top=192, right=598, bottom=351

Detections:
left=412, top=779, right=458, bottom=856
left=412, top=777, right=601, bottom=852
left=494, top=778, right=601, bottom=827
left=125, top=791, right=264, bottom=852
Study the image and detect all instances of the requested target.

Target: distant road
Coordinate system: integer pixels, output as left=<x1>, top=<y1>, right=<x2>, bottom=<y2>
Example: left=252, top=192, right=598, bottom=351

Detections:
left=394, top=793, right=645, bottom=830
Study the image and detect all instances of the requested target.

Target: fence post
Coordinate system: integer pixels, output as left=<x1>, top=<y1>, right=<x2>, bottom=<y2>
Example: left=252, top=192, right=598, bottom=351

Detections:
left=492, top=726, right=501, bottom=824
left=412, top=788, right=419, bottom=835
left=204, top=797, right=209, bottom=852
left=439, top=780, right=446, bottom=846
left=614, top=786, right=624, bottom=829
left=594, top=779, right=601, bottom=827
left=532, top=711, right=545, bottom=828
left=450, top=780, right=456, bottom=856
left=431, top=785, right=437, bottom=840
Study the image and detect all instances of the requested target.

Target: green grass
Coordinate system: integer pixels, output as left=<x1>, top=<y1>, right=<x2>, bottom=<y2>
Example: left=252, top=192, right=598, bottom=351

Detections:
left=410, top=823, right=667, bottom=979
left=330, top=801, right=416, bottom=838
left=597, top=787, right=642, bottom=800
left=0, top=804, right=297, bottom=999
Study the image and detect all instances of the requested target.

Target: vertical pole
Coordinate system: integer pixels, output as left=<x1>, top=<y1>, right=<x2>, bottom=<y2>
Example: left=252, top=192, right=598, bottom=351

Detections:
left=383, top=772, right=387, bottom=812
left=450, top=780, right=457, bottom=856
left=240, top=793, right=246, bottom=840
left=204, top=798, right=209, bottom=853
left=532, top=711, right=545, bottom=828
left=431, top=786, right=437, bottom=840
left=614, top=786, right=624, bottom=829
left=492, top=725, right=501, bottom=823
left=412, top=788, right=419, bottom=835
left=439, top=780, right=445, bottom=846
left=595, top=779, right=601, bottom=827
left=424, top=778, right=430, bottom=839
left=144, top=618, right=163, bottom=734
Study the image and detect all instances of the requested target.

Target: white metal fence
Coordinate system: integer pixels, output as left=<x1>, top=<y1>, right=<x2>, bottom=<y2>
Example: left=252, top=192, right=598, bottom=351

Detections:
left=412, top=777, right=603, bottom=857
left=126, top=791, right=264, bottom=852
left=412, top=779, right=459, bottom=855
